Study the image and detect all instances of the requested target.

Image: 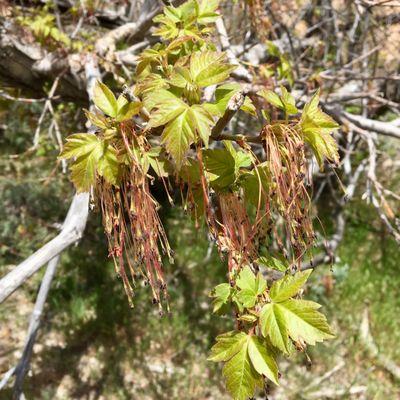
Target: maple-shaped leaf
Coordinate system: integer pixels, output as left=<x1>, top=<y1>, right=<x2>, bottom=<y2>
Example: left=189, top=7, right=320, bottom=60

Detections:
left=203, top=142, right=252, bottom=190
left=210, top=283, right=232, bottom=314
left=145, top=89, right=187, bottom=127
left=269, top=270, right=311, bottom=302
left=276, top=299, right=334, bottom=345
left=208, top=331, right=247, bottom=362
left=93, top=81, right=118, bottom=117
left=161, top=109, right=195, bottom=168
left=187, top=104, right=214, bottom=146
left=222, top=341, right=260, bottom=400
left=260, top=271, right=334, bottom=353
left=190, top=51, right=236, bottom=87
left=97, top=143, right=121, bottom=186
left=147, top=92, right=214, bottom=168
left=258, top=86, right=298, bottom=115
left=300, top=90, right=339, bottom=167
left=209, top=332, right=260, bottom=400
left=260, top=303, right=292, bottom=354
left=248, top=336, right=279, bottom=385
left=60, top=133, right=120, bottom=191
left=194, top=0, right=220, bottom=24
left=236, top=266, right=267, bottom=308
left=209, top=331, right=279, bottom=398
left=59, top=133, right=102, bottom=160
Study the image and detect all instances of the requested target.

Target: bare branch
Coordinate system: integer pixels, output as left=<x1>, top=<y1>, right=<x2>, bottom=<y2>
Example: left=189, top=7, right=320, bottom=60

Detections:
left=13, top=255, right=60, bottom=399
left=0, top=192, right=89, bottom=304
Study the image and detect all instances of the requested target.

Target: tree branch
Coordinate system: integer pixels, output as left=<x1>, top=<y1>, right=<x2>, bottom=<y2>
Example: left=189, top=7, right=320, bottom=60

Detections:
left=0, top=192, right=89, bottom=303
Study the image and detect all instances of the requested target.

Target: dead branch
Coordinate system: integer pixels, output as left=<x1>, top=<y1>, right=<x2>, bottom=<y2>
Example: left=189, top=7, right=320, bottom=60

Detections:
left=0, top=192, right=89, bottom=304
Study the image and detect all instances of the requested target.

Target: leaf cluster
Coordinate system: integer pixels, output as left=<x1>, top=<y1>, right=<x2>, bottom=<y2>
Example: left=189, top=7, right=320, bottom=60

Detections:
left=209, top=267, right=334, bottom=399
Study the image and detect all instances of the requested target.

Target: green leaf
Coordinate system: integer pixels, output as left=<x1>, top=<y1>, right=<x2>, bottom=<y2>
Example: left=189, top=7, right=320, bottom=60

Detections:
left=258, top=89, right=282, bottom=109
left=221, top=335, right=259, bottom=400
left=158, top=103, right=214, bottom=168
left=238, top=314, right=258, bottom=323
left=190, top=51, right=236, bottom=87
left=256, top=254, right=288, bottom=272
left=203, top=147, right=236, bottom=189
left=208, top=331, right=247, bottom=362
left=248, top=336, right=279, bottom=385
left=161, top=109, right=195, bottom=168
left=97, top=144, right=120, bottom=186
left=84, top=109, right=108, bottom=129
left=195, top=0, right=220, bottom=24
left=116, top=101, right=142, bottom=122
left=260, top=303, right=292, bottom=354
left=60, top=134, right=121, bottom=190
left=93, top=81, right=118, bottom=117
left=203, top=143, right=252, bottom=190
left=59, top=133, right=101, bottom=160
left=146, top=89, right=188, bottom=128
left=240, top=163, right=270, bottom=207
left=269, top=270, right=312, bottom=303
left=146, top=147, right=170, bottom=178
left=235, top=266, right=266, bottom=308
left=277, top=299, right=335, bottom=345
left=300, top=90, right=339, bottom=167
left=236, top=266, right=257, bottom=291
left=236, top=289, right=258, bottom=308
left=187, top=105, right=214, bottom=147
left=260, top=299, right=334, bottom=353
left=257, top=86, right=298, bottom=115
left=279, top=86, right=298, bottom=115
left=211, top=283, right=232, bottom=313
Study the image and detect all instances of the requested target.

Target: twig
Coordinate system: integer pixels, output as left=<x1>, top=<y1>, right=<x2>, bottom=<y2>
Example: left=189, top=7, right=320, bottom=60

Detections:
left=13, top=255, right=60, bottom=399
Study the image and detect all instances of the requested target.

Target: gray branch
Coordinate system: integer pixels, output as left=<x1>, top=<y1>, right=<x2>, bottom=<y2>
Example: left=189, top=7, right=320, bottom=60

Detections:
left=0, top=192, right=89, bottom=304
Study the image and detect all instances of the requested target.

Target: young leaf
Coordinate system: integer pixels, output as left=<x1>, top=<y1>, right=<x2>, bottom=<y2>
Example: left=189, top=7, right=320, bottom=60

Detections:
left=207, top=83, right=255, bottom=116
left=161, top=109, right=195, bottom=168
left=276, top=299, right=335, bottom=346
left=203, top=147, right=236, bottom=189
left=269, top=270, right=312, bottom=303
left=210, top=283, right=232, bottom=313
left=208, top=331, right=247, bottom=362
left=248, top=336, right=279, bottom=385
left=256, top=254, right=288, bottom=272
left=258, top=86, right=297, bottom=115
left=97, top=144, right=120, bottom=186
left=160, top=104, right=214, bottom=168
left=194, top=0, right=220, bottom=24
left=260, top=303, right=292, bottom=354
left=204, top=143, right=252, bottom=190
left=300, top=90, right=339, bottom=167
left=258, top=89, right=282, bottom=109
left=59, top=133, right=102, bottom=160
left=240, top=163, right=270, bottom=207
left=84, top=109, right=108, bottom=130
left=116, top=101, right=142, bottom=122
left=146, top=89, right=188, bottom=128
left=187, top=105, right=214, bottom=147
left=93, top=81, right=118, bottom=117
left=190, top=51, right=236, bottom=87
left=222, top=336, right=259, bottom=400
left=235, top=266, right=266, bottom=308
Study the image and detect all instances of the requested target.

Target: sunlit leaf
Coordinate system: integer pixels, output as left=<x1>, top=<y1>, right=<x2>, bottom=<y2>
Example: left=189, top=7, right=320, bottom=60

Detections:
left=93, top=81, right=118, bottom=117
left=248, top=336, right=279, bottom=385
left=269, top=270, right=312, bottom=302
